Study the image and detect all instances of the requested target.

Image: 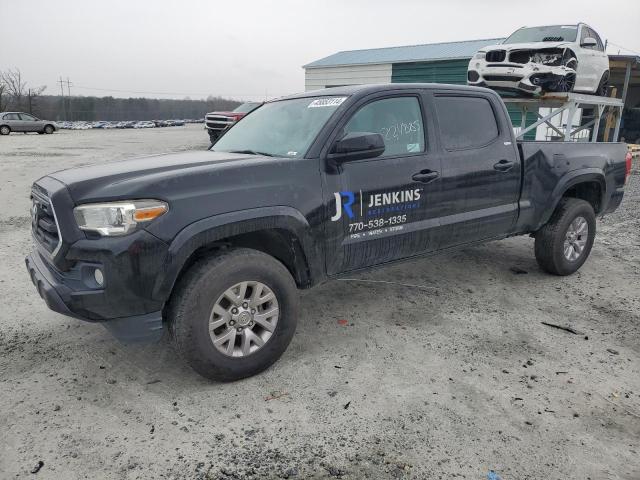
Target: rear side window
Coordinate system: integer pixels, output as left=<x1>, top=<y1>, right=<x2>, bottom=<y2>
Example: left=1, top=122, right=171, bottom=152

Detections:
left=3, top=113, right=20, bottom=120
left=434, top=96, right=499, bottom=150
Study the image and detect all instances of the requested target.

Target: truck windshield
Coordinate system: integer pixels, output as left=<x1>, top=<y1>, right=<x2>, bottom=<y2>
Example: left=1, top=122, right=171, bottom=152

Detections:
left=213, top=96, right=346, bottom=158
left=503, top=25, right=578, bottom=43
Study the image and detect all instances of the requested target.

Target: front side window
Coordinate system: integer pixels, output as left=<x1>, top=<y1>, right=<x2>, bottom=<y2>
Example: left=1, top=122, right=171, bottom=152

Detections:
left=587, top=28, right=604, bottom=51
left=580, top=26, right=598, bottom=50
left=342, top=97, right=425, bottom=158
left=213, top=96, right=345, bottom=158
left=435, top=96, right=499, bottom=150
left=19, top=113, right=36, bottom=121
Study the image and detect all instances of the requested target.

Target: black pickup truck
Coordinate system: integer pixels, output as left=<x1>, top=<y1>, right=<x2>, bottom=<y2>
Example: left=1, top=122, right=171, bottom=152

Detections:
left=25, top=84, right=631, bottom=381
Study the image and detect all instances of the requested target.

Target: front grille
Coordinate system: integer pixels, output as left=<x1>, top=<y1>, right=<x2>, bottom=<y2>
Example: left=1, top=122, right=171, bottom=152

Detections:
left=485, top=50, right=506, bottom=62
left=31, top=187, right=61, bottom=255
left=484, top=75, right=523, bottom=82
left=205, top=115, right=234, bottom=131
left=509, top=50, right=533, bottom=64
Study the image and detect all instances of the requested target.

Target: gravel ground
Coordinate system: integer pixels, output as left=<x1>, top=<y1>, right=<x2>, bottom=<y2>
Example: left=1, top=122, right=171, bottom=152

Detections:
left=1, top=126, right=639, bottom=479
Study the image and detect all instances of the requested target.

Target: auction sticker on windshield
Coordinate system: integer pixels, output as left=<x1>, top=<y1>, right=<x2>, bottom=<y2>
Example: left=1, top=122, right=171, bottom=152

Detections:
left=308, top=97, right=347, bottom=108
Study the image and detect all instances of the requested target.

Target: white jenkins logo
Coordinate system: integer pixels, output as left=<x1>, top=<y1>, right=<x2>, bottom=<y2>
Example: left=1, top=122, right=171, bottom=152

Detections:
left=331, top=189, right=421, bottom=222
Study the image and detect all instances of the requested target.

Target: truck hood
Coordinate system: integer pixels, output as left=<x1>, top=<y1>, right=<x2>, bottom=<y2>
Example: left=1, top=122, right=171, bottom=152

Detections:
left=48, top=150, right=281, bottom=203
left=45, top=149, right=321, bottom=242
left=207, top=111, right=243, bottom=117
left=481, top=41, right=571, bottom=51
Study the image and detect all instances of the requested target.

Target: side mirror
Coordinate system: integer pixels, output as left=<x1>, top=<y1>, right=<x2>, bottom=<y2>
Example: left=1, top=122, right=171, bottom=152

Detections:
left=581, top=37, right=597, bottom=47
left=328, top=132, right=385, bottom=164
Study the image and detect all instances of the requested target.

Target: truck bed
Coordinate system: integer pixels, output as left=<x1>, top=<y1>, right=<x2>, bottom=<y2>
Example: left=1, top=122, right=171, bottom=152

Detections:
left=515, top=141, right=629, bottom=232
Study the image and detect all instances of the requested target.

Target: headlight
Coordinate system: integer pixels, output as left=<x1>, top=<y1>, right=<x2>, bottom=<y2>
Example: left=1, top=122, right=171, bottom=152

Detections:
left=73, top=199, right=168, bottom=236
left=473, top=52, right=486, bottom=59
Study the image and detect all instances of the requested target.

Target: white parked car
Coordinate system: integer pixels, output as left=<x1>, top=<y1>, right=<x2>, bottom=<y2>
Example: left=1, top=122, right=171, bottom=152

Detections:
left=134, top=121, right=155, bottom=129
left=467, top=23, right=610, bottom=96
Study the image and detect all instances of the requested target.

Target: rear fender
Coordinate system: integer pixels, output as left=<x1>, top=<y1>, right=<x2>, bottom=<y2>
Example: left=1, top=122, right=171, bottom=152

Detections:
left=537, top=169, right=605, bottom=230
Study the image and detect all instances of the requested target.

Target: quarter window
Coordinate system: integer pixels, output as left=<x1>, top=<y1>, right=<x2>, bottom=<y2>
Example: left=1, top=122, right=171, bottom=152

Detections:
left=435, top=96, right=499, bottom=150
left=343, top=96, right=425, bottom=158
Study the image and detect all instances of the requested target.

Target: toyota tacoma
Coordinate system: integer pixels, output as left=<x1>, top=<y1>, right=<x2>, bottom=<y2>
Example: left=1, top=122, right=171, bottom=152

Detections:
left=26, top=84, right=630, bottom=381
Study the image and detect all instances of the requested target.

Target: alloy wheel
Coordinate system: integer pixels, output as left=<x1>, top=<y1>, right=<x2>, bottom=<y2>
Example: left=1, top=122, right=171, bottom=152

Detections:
left=563, top=216, right=588, bottom=261
left=209, top=281, right=279, bottom=357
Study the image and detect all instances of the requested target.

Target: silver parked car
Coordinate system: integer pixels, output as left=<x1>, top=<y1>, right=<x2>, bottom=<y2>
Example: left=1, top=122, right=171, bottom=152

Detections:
left=0, top=112, right=58, bottom=135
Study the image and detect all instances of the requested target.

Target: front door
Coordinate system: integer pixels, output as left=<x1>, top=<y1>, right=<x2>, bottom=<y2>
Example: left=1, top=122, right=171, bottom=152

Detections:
left=431, top=93, right=521, bottom=249
left=323, top=93, right=443, bottom=275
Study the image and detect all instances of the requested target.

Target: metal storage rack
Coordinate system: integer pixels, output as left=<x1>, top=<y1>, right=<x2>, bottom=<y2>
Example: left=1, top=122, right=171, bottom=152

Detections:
left=503, top=93, right=624, bottom=142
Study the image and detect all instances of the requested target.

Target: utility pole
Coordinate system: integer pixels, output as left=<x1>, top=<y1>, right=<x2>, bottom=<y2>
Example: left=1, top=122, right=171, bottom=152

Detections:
left=58, top=77, right=67, bottom=120
left=65, top=77, right=73, bottom=121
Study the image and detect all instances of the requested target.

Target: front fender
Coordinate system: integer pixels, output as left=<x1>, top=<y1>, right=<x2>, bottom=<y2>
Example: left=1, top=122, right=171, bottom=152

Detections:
left=152, top=206, right=320, bottom=301
left=536, top=169, right=606, bottom=230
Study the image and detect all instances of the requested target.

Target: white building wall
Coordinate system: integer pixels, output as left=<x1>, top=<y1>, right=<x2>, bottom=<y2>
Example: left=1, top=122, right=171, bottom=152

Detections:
left=304, top=64, right=393, bottom=91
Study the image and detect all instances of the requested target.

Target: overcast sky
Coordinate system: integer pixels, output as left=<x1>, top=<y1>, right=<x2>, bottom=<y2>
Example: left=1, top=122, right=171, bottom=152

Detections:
left=1, top=0, right=638, bottom=101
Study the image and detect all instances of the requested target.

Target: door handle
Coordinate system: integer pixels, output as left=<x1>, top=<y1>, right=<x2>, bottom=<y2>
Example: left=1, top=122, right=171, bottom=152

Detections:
left=493, top=160, right=515, bottom=172
left=412, top=170, right=439, bottom=183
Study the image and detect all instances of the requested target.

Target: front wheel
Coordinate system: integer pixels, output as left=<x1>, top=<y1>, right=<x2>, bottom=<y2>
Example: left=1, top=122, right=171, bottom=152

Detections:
left=534, top=198, right=596, bottom=275
left=169, top=248, right=299, bottom=381
left=44, top=125, right=54, bottom=134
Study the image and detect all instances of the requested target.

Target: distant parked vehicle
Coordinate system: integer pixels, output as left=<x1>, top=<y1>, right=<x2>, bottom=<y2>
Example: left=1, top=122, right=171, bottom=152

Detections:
left=0, top=112, right=58, bottom=135
left=205, top=102, right=262, bottom=144
left=134, top=121, right=155, bottom=129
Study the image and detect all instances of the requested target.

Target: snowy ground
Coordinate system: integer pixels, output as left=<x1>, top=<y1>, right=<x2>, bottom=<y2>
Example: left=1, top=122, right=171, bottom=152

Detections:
left=1, top=125, right=639, bottom=479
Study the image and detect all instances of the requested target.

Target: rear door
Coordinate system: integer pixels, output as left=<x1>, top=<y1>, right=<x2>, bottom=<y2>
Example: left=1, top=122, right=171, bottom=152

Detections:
left=430, top=91, right=521, bottom=249
left=2, top=113, right=22, bottom=131
left=322, top=91, right=443, bottom=275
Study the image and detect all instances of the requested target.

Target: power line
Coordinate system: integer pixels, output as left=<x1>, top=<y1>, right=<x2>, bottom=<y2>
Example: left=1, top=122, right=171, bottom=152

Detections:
left=607, top=41, right=640, bottom=56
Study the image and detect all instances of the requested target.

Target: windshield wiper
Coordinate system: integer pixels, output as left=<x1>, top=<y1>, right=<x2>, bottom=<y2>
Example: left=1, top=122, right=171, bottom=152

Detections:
left=228, top=149, right=275, bottom=157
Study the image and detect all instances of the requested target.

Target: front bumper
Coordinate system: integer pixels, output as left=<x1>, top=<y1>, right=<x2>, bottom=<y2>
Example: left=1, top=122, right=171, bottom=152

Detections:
left=25, top=227, right=169, bottom=343
left=467, top=59, right=575, bottom=95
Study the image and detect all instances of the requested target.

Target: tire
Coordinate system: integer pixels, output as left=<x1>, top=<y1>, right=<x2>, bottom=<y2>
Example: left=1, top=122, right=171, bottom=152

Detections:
left=169, top=248, right=299, bottom=381
left=596, top=71, right=609, bottom=97
left=534, top=198, right=596, bottom=276
left=208, top=130, right=220, bottom=145
left=0, top=125, right=10, bottom=135
left=44, top=125, right=54, bottom=134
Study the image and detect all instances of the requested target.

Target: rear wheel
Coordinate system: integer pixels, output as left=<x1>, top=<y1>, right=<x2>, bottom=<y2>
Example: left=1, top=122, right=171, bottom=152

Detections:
left=534, top=198, right=596, bottom=275
left=0, top=126, right=9, bottom=135
left=169, top=248, right=299, bottom=381
left=596, top=71, right=609, bottom=97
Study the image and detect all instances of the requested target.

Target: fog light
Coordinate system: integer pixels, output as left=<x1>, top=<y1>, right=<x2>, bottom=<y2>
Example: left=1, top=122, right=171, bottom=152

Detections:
left=94, top=268, right=104, bottom=286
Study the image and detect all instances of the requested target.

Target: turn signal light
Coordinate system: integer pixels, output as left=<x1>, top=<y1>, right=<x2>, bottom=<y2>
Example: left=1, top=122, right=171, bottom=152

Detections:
left=134, top=205, right=168, bottom=222
left=625, top=151, right=632, bottom=185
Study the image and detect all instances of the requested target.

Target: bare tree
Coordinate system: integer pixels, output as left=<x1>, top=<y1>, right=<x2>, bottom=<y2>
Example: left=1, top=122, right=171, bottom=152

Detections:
left=0, top=81, right=6, bottom=112
left=1, top=68, right=27, bottom=110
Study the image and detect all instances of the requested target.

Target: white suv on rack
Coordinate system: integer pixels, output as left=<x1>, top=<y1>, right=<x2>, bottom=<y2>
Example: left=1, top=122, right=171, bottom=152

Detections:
left=467, top=23, right=610, bottom=96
